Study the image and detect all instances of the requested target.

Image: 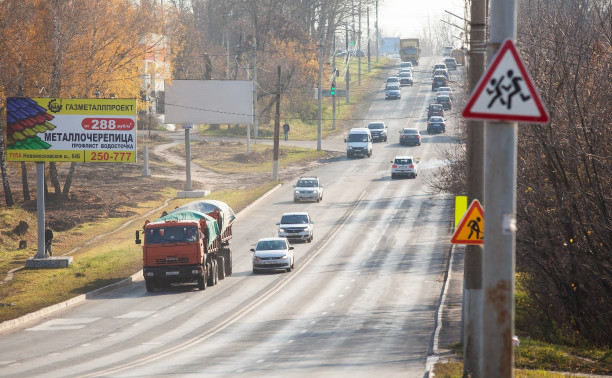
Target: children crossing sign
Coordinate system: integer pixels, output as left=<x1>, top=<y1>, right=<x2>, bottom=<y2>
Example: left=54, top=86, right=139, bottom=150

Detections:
left=451, top=200, right=484, bottom=245
left=462, top=39, right=549, bottom=124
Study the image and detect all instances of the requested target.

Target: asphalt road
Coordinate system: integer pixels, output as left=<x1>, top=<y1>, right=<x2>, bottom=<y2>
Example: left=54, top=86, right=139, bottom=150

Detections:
left=0, top=56, right=463, bottom=377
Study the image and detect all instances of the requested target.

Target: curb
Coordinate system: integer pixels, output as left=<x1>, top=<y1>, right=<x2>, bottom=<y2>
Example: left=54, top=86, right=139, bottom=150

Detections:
left=0, top=184, right=283, bottom=335
left=425, top=244, right=457, bottom=377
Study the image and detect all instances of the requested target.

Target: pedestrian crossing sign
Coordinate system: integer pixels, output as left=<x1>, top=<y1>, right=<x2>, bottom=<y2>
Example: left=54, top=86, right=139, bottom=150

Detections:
left=462, top=39, right=549, bottom=124
left=451, top=199, right=484, bottom=245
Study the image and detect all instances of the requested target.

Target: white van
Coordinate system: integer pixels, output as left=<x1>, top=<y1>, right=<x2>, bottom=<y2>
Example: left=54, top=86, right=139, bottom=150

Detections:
left=344, top=127, right=373, bottom=158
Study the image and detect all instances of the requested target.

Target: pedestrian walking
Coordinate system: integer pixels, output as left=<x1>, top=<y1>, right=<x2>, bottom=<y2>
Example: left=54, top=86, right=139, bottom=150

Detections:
left=283, top=122, right=290, bottom=141
left=45, top=228, right=54, bottom=257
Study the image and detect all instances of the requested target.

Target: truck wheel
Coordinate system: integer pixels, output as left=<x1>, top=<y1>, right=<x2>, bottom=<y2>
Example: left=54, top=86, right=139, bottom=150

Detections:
left=207, top=261, right=215, bottom=286
left=145, top=278, right=155, bottom=292
left=217, top=256, right=226, bottom=280
left=224, top=250, right=233, bottom=276
left=197, top=275, right=206, bottom=290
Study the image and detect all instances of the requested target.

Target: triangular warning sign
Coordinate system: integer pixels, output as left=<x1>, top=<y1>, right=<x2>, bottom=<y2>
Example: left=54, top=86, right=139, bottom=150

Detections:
left=462, top=39, right=549, bottom=124
left=451, top=200, right=484, bottom=245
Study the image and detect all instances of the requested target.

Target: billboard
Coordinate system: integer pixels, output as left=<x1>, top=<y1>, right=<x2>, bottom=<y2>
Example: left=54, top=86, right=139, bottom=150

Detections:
left=6, top=97, right=137, bottom=163
left=164, top=80, right=253, bottom=125
left=380, top=37, right=400, bottom=54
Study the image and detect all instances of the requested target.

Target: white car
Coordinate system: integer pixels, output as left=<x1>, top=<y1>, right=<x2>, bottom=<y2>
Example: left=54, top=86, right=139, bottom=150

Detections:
left=391, top=156, right=419, bottom=179
left=251, top=237, right=294, bottom=273
left=293, top=176, right=323, bottom=203
left=436, top=86, right=454, bottom=101
left=277, top=212, right=314, bottom=242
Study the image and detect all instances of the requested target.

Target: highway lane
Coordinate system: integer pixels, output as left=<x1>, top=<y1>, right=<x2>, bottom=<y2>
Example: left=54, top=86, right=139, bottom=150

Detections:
left=0, top=56, right=463, bottom=377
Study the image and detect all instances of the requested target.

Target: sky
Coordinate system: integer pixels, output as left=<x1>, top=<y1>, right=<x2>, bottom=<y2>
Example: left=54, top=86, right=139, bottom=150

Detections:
left=377, top=0, right=466, bottom=38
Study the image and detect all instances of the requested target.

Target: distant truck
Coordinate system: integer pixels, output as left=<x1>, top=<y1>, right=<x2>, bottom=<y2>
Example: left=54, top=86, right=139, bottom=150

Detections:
left=400, top=38, right=420, bottom=66
left=136, top=200, right=235, bottom=292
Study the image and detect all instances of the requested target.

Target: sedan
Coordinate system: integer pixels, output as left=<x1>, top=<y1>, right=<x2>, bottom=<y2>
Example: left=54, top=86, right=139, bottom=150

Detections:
left=399, top=128, right=421, bottom=146
left=398, top=72, right=414, bottom=86
left=427, top=116, right=446, bottom=134
left=385, top=84, right=401, bottom=100
left=251, top=237, right=294, bottom=273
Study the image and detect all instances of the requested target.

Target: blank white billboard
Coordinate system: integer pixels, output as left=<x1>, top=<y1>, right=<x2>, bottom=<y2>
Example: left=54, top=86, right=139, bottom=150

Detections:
left=164, top=80, right=253, bottom=124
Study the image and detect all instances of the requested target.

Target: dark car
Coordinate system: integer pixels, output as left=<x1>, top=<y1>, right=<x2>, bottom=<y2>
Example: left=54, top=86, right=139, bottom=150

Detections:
left=385, top=84, right=401, bottom=100
left=367, top=122, right=388, bottom=142
left=436, top=94, right=452, bottom=110
left=398, top=72, right=413, bottom=86
left=399, top=128, right=421, bottom=146
left=432, top=75, right=448, bottom=91
left=428, top=104, right=445, bottom=118
left=427, top=116, right=446, bottom=134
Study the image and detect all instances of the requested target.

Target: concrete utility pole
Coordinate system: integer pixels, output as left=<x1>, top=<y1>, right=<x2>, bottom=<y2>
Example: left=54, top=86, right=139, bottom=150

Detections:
left=345, top=23, right=350, bottom=103
left=463, top=0, right=487, bottom=374
left=358, top=0, right=362, bottom=86
left=375, top=0, right=379, bottom=62
left=482, top=0, right=517, bottom=376
left=317, top=35, right=323, bottom=151
left=253, top=37, right=258, bottom=140
left=272, top=66, right=281, bottom=181
left=333, top=33, right=337, bottom=130
left=367, top=6, right=371, bottom=72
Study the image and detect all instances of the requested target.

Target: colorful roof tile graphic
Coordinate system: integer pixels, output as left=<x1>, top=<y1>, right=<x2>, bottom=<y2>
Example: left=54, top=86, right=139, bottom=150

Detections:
left=6, top=97, right=56, bottom=150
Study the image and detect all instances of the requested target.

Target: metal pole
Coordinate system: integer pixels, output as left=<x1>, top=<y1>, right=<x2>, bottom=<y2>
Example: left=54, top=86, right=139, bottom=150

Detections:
left=185, top=126, right=192, bottom=191
left=317, top=36, right=322, bottom=151
left=35, top=163, right=46, bottom=259
left=482, top=0, right=517, bottom=376
left=272, top=66, right=280, bottom=181
left=463, top=0, right=487, bottom=373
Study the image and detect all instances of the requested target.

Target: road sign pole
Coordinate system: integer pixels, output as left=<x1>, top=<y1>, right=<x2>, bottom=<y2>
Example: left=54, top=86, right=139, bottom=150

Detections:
left=464, top=0, right=487, bottom=373
left=482, top=0, right=517, bottom=376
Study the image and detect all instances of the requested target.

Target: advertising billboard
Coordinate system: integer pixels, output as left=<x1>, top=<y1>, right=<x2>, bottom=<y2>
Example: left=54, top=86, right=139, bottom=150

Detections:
left=6, top=97, right=137, bottom=163
left=164, top=80, right=253, bottom=125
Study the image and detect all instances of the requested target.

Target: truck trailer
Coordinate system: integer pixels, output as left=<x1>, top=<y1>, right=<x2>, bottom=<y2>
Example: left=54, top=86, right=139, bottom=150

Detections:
left=136, top=200, right=235, bottom=292
left=400, top=38, right=420, bottom=66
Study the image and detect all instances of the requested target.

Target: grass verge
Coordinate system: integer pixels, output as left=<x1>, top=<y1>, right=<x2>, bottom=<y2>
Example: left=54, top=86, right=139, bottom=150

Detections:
left=172, top=142, right=329, bottom=174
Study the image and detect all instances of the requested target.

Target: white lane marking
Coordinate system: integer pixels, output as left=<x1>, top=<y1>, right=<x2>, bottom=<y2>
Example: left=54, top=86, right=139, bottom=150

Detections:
left=272, top=350, right=280, bottom=353
left=321, top=312, right=328, bottom=316
left=301, top=330, right=307, bottom=334
left=310, top=321, right=316, bottom=325
left=81, top=343, right=91, bottom=347
left=330, top=303, right=336, bottom=307
left=256, top=359, right=265, bottom=364
left=131, top=323, right=140, bottom=327
left=288, top=340, right=295, bottom=344
left=115, top=311, right=155, bottom=319
left=26, top=318, right=100, bottom=331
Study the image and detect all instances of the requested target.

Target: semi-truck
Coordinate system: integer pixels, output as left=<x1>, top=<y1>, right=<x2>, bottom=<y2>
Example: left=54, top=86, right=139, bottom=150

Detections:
left=451, top=48, right=466, bottom=65
left=400, top=38, right=420, bottom=65
left=136, top=200, right=235, bottom=292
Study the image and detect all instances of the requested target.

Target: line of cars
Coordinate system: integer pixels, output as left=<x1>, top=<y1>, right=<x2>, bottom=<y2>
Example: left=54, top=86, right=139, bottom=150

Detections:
left=252, top=177, right=320, bottom=274
left=385, top=61, right=414, bottom=100
left=255, top=59, right=458, bottom=271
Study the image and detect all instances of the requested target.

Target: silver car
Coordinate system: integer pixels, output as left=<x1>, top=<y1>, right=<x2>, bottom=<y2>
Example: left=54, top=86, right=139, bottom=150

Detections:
left=391, top=156, right=419, bottom=179
left=277, top=212, right=314, bottom=242
left=293, top=176, right=323, bottom=203
left=251, top=237, right=294, bottom=273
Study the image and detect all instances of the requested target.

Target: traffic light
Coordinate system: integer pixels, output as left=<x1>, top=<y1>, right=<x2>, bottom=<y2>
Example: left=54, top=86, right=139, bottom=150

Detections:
left=330, top=80, right=336, bottom=96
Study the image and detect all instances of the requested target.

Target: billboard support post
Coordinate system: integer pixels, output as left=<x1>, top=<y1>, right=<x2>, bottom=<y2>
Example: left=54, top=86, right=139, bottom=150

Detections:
left=35, top=163, right=46, bottom=259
